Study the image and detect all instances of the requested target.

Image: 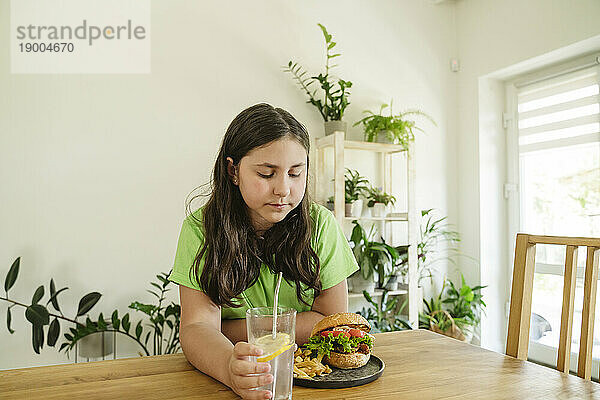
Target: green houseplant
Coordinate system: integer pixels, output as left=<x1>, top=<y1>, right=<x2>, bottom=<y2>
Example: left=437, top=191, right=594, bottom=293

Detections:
left=283, top=23, right=352, bottom=135
left=326, top=195, right=335, bottom=211
left=395, top=208, right=461, bottom=286
left=419, top=275, right=486, bottom=342
left=442, top=275, right=487, bottom=338
left=344, top=168, right=369, bottom=217
left=349, top=221, right=401, bottom=290
left=366, top=186, right=396, bottom=217
left=358, top=290, right=412, bottom=333
left=353, top=102, right=436, bottom=149
left=366, top=186, right=396, bottom=208
left=2, top=257, right=180, bottom=358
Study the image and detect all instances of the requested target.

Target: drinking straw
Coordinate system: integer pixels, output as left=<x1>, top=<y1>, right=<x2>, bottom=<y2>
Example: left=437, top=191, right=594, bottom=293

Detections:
left=272, top=271, right=283, bottom=340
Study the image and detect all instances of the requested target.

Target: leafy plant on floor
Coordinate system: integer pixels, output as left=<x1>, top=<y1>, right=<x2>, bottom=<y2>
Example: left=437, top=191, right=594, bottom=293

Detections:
left=419, top=285, right=447, bottom=330
left=442, top=275, right=487, bottom=332
left=419, top=275, right=487, bottom=338
left=358, top=290, right=412, bottom=333
left=283, top=23, right=352, bottom=121
left=1, top=257, right=180, bottom=357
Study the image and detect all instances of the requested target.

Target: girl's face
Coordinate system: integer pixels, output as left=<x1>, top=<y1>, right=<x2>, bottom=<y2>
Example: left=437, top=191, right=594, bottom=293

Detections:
left=228, top=137, right=308, bottom=234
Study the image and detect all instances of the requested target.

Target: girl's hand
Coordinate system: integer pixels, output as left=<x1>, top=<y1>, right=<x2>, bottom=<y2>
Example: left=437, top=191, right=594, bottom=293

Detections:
left=228, top=342, right=273, bottom=400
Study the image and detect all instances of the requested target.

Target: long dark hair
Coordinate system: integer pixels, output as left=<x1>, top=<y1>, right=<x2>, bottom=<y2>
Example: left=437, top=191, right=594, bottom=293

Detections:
left=186, top=103, right=321, bottom=308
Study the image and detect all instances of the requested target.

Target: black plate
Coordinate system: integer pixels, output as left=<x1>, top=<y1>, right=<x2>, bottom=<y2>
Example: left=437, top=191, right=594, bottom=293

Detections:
left=293, top=355, right=385, bottom=389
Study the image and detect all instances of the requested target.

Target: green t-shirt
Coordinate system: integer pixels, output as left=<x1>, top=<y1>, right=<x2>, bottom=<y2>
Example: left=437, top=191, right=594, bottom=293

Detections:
left=168, top=203, right=359, bottom=319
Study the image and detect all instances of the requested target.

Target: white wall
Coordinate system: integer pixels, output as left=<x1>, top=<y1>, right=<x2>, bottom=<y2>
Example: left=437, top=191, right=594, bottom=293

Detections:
left=0, top=0, right=456, bottom=369
left=455, top=0, right=600, bottom=352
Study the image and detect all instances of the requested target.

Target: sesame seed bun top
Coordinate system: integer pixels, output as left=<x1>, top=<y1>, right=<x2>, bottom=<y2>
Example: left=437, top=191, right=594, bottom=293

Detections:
left=310, top=312, right=371, bottom=337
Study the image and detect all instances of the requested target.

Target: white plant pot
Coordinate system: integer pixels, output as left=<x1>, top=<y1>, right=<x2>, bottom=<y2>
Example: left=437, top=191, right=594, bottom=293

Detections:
left=348, top=274, right=376, bottom=294
left=324, top=121, right=347, bottom=136
left=350, top=199, right=363, bottom=217
left=372, top=202, right=387, bottom=217
left=383, top=275, right=399, bottom=291
left=376, top=131, right=393, bottom=143
left=345, top=203, right=353, bottom=216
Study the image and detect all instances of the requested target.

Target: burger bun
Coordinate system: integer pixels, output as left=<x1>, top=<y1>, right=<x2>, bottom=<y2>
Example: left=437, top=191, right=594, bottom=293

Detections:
left=310, top=312, right=371, bottom=337
left=324, top=351, right=370, bottom=369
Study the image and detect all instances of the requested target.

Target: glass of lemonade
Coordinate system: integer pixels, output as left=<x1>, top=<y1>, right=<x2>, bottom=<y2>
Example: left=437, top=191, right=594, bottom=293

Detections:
left=246, top=306, right=296, bottom=400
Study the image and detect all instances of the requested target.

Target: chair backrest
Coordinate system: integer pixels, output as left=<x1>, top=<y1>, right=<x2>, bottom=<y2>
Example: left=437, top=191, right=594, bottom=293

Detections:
left=506, top=233, right=600, bottom=380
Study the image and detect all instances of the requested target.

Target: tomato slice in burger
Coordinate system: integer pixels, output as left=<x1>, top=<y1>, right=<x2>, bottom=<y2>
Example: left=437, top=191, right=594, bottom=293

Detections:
left=348, top=328, right=365, bottom=338
left=320, top=330, right=351, bottom=338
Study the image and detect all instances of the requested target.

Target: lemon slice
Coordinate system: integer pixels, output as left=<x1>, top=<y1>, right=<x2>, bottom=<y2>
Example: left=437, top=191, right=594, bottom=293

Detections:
left=257, top=342, right=294, bottom=362
left=255, top=333, right=293, bottom=362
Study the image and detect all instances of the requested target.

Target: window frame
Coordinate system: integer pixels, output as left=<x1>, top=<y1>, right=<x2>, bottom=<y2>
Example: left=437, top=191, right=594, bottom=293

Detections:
left=505, top=54, right=600, bottom=374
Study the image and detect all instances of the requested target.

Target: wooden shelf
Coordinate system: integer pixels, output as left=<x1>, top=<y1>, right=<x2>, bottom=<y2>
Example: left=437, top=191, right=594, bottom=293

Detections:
left=315, top=135, right=407, bottom=154
left=314, top=130, right=419, bottom=327
left=344, top=213, right=408, bottom=222
left=348, top=288, right=408, bottom=299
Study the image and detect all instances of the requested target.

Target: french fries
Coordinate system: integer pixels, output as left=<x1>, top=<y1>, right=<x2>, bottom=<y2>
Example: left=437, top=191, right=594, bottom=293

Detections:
left=293, top=346, right=333, bottom=380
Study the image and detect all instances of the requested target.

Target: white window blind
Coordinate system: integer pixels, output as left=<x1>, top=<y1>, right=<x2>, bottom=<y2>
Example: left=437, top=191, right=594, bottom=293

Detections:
left=517, top=63, right=600, bottom=154
left=513, top=57, right=600, bottom=259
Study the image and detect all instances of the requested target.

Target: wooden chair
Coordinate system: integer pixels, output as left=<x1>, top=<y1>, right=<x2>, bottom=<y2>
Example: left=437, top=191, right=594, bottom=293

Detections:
left=506, top=233, right=600, bottom=380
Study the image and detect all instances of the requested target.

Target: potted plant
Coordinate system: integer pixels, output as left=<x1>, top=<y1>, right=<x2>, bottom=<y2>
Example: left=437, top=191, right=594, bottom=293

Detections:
left=326, top=195, right=335, bottom=211
left=348, top=222, right=376, bottom=293
left=396, top=209, right=461, bottom=286
left=344, top=168, right=368, bottom=217
left=442, top=275, right=487, bottom=342
left=349, top=221, right=400, bottom=291
left=419, top=275, right=487, bottom=343
left=358, top=290, right=412, bottom=333
left=383, top=273, right=399, bottom=291
left=2, top=257, right=181, bottom=358
left=283, top=23, right=352, bottom=136
left=392, top=209, right=460, bottom=316
left=366, top=186, right=396, bottom=217
left=353, top=102, right=436, bottom=149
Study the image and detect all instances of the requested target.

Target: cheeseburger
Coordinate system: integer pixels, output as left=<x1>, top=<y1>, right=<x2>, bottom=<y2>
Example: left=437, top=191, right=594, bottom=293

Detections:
left=306, top=312, right=374, bottom=369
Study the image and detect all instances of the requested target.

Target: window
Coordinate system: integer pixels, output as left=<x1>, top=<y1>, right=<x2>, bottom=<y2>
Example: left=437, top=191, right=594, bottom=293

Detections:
left=506, top=55, right=600, bottom=374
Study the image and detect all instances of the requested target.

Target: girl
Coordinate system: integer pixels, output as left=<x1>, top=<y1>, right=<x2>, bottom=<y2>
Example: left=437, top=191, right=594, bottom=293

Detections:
left=168, top=103, right=359, bottom=400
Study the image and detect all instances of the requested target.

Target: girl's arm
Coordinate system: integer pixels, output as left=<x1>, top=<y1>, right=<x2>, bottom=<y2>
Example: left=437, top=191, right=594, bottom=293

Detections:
left=221, top=279, right=349, bottom=345
left=298, top=278, right=349, bottom=344
left=179, top=285, right=273, bottom=400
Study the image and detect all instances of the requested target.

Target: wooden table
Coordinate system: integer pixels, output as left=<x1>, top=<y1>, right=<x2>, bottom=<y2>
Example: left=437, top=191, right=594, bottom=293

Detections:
left=2, top=329, right=599, bottom=399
